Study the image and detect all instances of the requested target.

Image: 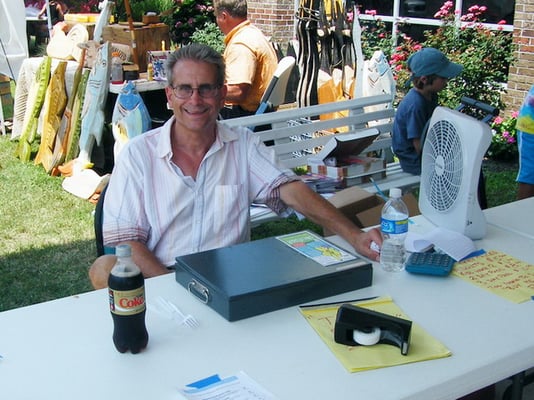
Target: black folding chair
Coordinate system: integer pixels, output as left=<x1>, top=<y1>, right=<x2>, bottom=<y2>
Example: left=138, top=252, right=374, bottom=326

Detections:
left=94, top=183, right=108, bottom=257
left=454, top=97, right=500, bottom=210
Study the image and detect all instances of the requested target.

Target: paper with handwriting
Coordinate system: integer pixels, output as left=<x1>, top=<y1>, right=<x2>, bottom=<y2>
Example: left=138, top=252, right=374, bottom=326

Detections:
left=453, top=250, right=534, bottom=303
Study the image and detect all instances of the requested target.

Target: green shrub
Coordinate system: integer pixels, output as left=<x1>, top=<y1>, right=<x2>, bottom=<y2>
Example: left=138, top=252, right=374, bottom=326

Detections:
left=191, top=22, right=225, bottom=53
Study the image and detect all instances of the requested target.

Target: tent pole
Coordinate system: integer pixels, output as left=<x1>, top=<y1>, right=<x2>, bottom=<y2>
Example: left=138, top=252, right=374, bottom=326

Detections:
left=45, top=0, right=53, bottom=39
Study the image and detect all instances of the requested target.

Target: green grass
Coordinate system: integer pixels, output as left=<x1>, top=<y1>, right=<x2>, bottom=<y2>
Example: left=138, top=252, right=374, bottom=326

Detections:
left=0, top=134, right=520, bottom=312
left=483, top=160, right=519, bottom=208
left=0, top=136, right=95, bottom=311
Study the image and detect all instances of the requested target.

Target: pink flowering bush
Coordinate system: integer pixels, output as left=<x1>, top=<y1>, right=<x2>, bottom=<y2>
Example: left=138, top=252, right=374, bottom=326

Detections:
left=357, top=2, right=514, bottom=111
left=389, top=37, right=422, bottom=95
left=420, top=1, right=515, bottom=111
left=488, top=112, right=519, bottom=160
left=166, top=0, right=215, bottom=46
left=354, top=1, right=516, bottom=160
left=350, top=9, right=395, bottom=60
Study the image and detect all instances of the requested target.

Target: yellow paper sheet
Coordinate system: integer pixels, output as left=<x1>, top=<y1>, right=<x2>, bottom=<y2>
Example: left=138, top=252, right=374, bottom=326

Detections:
left=452, top=250, right=534, bottom=303
left=299, top=296, right=451, bottom=373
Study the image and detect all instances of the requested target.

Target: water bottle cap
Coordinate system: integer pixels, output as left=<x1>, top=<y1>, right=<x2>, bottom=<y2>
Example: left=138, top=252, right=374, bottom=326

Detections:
left=389, top=188, right=402, bottom=198
left=115, top=244, right=132, bottom=257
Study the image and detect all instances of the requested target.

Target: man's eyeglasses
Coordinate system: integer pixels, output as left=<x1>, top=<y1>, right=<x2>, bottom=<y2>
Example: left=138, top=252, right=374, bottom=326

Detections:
left=171, top=84, right=221, bottom=99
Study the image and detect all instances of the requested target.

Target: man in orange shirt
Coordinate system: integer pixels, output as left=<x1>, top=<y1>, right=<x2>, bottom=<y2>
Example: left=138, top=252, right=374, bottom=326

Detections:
left=214, top=0, right=278, bottom=118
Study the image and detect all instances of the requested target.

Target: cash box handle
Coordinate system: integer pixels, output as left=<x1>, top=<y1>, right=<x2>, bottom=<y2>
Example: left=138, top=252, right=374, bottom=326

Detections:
left=188, top=279, right=210, bottom=304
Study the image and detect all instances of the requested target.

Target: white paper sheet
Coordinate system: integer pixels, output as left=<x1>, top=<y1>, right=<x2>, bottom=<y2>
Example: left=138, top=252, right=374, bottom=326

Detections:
left=405, top=227, right=476, bottom=261
left=179, top=371, right=278, bottom=400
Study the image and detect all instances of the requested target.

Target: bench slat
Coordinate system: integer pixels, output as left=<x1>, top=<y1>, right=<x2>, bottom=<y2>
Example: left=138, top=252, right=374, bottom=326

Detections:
left=222, top=93, right=394, bottom=128
left=221, top=94, right=420, bottom=226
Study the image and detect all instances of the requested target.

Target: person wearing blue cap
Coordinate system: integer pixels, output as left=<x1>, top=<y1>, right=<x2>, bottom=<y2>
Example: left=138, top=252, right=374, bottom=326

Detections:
left=392, top=47, right=463, bottom=175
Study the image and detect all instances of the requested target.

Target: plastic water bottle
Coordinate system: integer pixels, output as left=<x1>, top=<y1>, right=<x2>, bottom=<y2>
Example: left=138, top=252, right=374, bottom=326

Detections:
left=380, top=188, right=409, bottom=272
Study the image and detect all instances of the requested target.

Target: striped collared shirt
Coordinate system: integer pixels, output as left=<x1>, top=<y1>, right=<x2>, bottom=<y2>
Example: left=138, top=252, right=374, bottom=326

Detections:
left=103, top=117, right=296, bottom=266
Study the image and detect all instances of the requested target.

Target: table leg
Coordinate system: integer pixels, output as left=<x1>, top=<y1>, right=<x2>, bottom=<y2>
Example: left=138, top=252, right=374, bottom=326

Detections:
left=503, top=371, right=525, bottom=400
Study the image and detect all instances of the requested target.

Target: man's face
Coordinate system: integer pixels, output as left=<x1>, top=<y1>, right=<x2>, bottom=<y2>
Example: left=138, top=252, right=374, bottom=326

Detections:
left=165, top=60, right=227, bottom=133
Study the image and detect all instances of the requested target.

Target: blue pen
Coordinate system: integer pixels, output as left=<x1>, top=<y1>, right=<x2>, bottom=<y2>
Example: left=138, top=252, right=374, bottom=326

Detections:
left=369, top=177, right=388, bottom=201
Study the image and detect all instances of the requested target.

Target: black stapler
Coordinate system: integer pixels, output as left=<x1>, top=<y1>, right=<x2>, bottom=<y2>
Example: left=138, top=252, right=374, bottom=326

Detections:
left=334, top=303, right=412, bottom=355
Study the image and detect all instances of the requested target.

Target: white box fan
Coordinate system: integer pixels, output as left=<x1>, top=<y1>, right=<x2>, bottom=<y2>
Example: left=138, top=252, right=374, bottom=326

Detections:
left=419, top=106, right=492, bottom=239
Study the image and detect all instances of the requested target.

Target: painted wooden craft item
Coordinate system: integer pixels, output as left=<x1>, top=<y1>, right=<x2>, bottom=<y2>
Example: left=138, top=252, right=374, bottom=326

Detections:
left=49, top=48, right=86, bottom=176
left=34, top=61, right=68, bottom=171
left=57, top=68, right=90, bottom=176
left=111, top=81, right=152, bottom=159
left=78, top=41, right=110, bottom=168
left=16, top=56, right=51, bottom=162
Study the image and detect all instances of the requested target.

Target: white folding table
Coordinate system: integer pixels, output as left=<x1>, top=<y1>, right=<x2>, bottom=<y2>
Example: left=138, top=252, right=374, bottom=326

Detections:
left=0, top=214, right=533, bottom=400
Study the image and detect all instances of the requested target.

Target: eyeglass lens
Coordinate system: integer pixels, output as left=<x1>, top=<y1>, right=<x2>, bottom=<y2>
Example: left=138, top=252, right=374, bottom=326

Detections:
left=173, top=84, right=220, bottom=99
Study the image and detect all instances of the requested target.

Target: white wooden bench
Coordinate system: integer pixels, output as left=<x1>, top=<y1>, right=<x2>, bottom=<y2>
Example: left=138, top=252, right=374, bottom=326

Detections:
left=220, top=93, right=421, bottom=226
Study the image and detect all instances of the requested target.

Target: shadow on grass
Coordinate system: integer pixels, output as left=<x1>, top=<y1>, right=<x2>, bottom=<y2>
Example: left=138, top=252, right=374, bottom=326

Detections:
left=0, top=239, right=96, bottom=312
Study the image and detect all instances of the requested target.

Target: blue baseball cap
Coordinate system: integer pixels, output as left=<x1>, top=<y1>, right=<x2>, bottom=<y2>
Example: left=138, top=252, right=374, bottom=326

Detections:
left=407, top=48, right=463, bottom=79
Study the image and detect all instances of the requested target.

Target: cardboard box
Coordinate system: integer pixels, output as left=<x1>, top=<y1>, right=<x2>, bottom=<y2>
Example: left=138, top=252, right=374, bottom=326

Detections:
left=307, top=128, right=384, bottom=181
left=102, top=23, right=171, bottom=72
left=324, top=186, right=383, bottom=235
left=324, top=186, right=420, bottom=235
left=356, top=193, right=420, bottom=228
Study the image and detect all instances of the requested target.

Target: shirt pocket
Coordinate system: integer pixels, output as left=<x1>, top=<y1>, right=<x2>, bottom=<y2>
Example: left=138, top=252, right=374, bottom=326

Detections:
left=213, top=184, right=248, bottom=234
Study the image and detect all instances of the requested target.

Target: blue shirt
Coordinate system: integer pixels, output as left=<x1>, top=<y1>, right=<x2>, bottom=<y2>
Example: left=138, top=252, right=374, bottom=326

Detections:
left=392, top=88, right=438, bottom=175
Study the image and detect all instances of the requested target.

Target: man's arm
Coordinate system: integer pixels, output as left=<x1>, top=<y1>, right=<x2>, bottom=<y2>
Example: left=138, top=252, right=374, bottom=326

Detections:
left=225, top=82, right=251, bottom=104
left=413, top=137, right=422, bottom=154
left=128, top=241, right=170, bottom=277
left=89, top=241, right=169, bottom=290
left=279, top=180, right=382, bottom=261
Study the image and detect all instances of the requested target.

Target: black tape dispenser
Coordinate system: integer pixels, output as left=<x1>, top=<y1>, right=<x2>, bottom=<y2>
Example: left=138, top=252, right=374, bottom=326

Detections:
left=334, top=304, right=412, bottom=355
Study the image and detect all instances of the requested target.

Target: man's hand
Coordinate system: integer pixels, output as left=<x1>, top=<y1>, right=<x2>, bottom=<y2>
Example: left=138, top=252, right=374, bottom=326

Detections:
left=348, top=227, right=382, bottom=262
left=279, top=181, right=383, bottom=261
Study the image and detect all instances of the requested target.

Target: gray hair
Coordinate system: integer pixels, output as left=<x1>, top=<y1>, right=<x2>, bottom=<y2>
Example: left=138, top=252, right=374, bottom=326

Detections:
left=213, top=0, right=247, bottom=18
left=165, top=43, right=226, bottom=87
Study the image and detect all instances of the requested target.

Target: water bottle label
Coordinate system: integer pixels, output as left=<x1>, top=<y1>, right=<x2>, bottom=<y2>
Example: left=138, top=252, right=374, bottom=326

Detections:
left=381, top=218, right=409, bottom=235
left=109, top=286, right=146, bottom=316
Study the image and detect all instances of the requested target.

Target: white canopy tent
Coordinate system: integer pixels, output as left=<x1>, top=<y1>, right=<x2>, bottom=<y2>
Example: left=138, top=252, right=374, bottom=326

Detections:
left=0, top=0, right=28, bottom=135
left=0, top=0, right=30, bottom=81
left=0, top=0, right=29, bottom=134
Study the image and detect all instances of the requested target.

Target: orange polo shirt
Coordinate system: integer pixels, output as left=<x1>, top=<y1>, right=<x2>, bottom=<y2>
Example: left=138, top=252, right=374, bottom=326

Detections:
left=223, top=20, right=278, bottom=112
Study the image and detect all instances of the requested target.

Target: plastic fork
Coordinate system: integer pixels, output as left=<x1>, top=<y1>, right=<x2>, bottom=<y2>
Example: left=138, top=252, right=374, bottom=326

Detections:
left=166, top=299, right=199, bottom=329
left=152, top=296, right=199, bottom=328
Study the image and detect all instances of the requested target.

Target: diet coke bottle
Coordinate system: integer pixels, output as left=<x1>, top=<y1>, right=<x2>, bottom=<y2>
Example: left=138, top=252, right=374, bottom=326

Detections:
left=108, top=244, right=149, bottom=353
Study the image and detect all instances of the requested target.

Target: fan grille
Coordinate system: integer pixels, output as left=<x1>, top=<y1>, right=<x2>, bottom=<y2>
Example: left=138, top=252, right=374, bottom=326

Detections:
left=422, top=119, right=463, bottom=211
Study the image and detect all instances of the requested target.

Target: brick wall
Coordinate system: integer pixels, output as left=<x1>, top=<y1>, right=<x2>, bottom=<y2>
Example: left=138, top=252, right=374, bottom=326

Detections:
left=503, top=0, right=534, bottom=114
left=248, top=0, right=295, bottom=52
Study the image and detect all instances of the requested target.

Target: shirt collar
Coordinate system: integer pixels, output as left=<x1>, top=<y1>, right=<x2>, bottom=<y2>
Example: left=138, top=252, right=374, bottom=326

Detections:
left=223, top=20, right=251, bottom=45
left=156, top=117, right=240, bottom=159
